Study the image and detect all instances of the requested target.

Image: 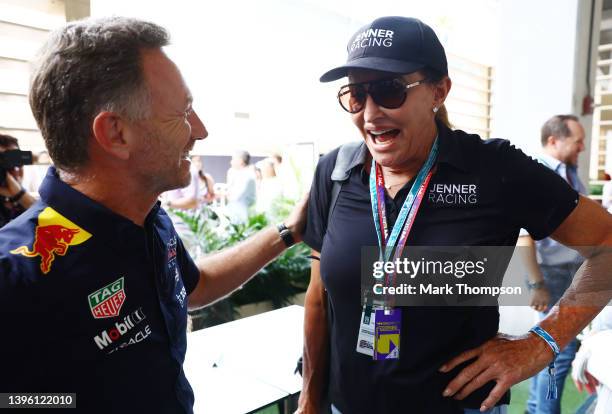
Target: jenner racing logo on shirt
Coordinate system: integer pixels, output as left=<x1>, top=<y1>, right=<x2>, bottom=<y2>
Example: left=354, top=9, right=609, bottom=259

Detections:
left=428, top=183, right=479, bottom=206
left=88, top=277, right=126, bottom=319
left=10, top=207, right=92, bottom=274
left=93, top=307, right=151, bottom=354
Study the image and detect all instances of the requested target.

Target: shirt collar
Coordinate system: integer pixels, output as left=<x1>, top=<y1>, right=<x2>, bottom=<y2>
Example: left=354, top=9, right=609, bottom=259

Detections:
left=341, top=122, right=470, bottom=177
left=537, top=152, right=574, bottom=172
left=38, top=167, right=161, bottom=246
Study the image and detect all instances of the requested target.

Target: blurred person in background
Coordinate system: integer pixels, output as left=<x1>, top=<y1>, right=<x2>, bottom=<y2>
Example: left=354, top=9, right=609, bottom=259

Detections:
left=0, top=134, right=36, bottom=227
left=225, top=150, right=256, bottom=223
left=256, top=157, right=283, bottom=213
left=163, top=155, right=201, bottom=210
left=571, top=303, right=612, bottom=414
left=271, top=152, right=283, bottom=175
left=520, top=115, right=587, bottom=414
left=194, top=156, right=216, bottom=205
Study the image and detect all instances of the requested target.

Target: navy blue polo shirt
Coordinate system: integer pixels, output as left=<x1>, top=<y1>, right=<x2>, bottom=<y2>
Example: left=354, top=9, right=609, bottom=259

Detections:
left=303, top=124, right=579, bottom=414
left=0, top=167, right=200, bottom=413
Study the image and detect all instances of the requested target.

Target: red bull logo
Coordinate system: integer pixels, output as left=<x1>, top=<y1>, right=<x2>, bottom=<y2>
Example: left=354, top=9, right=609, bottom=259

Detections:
left=11, top=207, right=92, bottom=274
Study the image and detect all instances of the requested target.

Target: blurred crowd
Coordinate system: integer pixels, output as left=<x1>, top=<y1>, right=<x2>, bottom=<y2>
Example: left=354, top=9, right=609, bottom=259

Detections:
left=161, top=150, right=287, bottom=223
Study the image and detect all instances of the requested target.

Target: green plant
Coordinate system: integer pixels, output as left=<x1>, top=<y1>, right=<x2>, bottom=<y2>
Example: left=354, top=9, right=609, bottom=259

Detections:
left=172, top=198, right=310, bottom=330
left=589, top=183, right=603, bottom=196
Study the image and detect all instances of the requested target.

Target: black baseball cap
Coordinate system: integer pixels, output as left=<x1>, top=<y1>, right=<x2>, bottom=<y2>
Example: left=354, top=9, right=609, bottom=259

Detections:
left=320, top=16, right=448, bottom=83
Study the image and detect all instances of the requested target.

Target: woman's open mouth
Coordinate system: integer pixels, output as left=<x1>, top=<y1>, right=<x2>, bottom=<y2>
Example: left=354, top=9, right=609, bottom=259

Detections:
left=369, top=129, right=400, bottom=145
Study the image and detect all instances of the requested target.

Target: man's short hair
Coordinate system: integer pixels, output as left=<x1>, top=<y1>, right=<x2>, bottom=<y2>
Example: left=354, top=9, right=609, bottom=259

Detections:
left=0, top=134, right=19, bottom=149
left=29, top=17, right=170, bottom=172
left=235, top=150, right=251, bottom=166
left=271, top=153, right=282, bottom=164
left=541, top=114, right=579, bottom=146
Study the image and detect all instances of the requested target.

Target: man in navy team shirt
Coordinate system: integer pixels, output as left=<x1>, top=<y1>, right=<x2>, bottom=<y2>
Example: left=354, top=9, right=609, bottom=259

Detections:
left=0, top=17, right=305, bottom=413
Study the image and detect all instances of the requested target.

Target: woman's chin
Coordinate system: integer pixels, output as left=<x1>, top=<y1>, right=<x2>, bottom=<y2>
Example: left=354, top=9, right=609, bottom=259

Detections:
left=370, top=153, right=399, bottom=168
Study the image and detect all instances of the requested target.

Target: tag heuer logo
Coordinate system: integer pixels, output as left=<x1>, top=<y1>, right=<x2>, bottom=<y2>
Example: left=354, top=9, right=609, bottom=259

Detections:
left=88, top=277, right=126, bottom=319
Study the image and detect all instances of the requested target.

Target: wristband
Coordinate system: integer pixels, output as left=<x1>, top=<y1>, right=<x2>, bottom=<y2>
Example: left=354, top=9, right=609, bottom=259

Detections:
left=527, top=281, right=545, bottom=290
left=276, top=223, right=295, bottom=247
left=529, top=326, right=560, bottom=399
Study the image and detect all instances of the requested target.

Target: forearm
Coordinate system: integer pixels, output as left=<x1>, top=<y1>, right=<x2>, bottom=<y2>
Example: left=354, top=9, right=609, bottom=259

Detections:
left=189, top=226, right=286, bottom=308
left=517, top=235, right=544, bottom=283
left=18, top=192, right=36, bottom=209
left=538, top=246, right=612, bottom=349
left=301, top=296, right=329, bottom=405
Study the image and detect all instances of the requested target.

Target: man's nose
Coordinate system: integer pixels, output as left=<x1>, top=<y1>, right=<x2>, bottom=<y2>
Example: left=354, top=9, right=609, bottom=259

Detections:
left=189, top=110, right=208, bottom=140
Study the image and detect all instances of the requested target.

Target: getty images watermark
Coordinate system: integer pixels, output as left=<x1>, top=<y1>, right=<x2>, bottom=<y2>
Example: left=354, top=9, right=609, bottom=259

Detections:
left=360, top=246, right=607, bottom=306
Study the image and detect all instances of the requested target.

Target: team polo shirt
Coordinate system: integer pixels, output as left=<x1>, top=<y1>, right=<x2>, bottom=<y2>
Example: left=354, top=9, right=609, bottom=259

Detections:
left=0, top=167, right=200, bottom=413
left=303, top=124, right=579, bottom=414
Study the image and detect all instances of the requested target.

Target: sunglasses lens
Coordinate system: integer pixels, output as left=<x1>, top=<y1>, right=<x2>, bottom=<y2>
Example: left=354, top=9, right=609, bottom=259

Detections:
left=370, top=79, right=407, bottom=109
left=339, top=85, right=366, bottom=113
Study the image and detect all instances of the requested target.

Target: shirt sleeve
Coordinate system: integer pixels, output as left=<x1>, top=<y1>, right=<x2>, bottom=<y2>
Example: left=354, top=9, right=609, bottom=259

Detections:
left=177, top=235, right=200, bottom=295
left=497, top=140, right=579, bottom=240
left=302, top=148, right=339, bottom=252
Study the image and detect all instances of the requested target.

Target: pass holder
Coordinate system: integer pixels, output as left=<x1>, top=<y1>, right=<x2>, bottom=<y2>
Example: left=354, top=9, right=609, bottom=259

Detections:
left=374, top=307, right=401, bottom=360
left=356, top=302, right=378, bottom=357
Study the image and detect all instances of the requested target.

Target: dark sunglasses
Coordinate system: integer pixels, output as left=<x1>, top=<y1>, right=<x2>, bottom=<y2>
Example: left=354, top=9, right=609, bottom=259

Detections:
left=337, top=78, right=428, bottom=113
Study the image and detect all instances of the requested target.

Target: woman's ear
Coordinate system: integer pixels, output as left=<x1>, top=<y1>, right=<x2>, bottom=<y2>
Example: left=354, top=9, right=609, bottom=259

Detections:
left=433, top=76, right=452, bottom=108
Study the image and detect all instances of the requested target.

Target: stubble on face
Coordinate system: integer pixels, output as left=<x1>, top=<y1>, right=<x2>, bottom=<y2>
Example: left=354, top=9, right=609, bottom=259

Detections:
left=134, top=49, right=195, bottom=194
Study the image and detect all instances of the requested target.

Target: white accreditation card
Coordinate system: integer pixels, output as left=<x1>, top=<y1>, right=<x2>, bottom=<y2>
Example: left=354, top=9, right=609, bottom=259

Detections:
left=356, top=305, right=376, bottom=356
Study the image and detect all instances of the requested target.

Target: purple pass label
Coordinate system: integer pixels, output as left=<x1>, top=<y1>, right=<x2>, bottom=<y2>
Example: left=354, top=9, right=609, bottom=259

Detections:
left=374, top=308, right=401, bottom=360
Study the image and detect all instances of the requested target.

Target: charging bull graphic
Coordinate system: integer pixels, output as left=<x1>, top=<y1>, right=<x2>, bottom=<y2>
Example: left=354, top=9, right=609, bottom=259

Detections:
left=11, top=207, right=92, bottom=274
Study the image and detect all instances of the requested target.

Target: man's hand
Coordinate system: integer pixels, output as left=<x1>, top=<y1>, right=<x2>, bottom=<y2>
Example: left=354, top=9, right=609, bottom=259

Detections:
left=530, top=286, right=551, bottom=312
left=440, top=332, right=553, bottom=411
left=284, top=191, right=309, bottom=243
left=0, top=171, right=23, bottom=199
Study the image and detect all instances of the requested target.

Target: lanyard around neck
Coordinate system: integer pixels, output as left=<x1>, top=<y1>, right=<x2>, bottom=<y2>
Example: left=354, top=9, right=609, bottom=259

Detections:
left=369, top=137, right=439, bottom=268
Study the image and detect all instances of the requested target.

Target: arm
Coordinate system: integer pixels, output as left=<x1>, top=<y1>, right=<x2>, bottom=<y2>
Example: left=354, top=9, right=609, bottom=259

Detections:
left=203, top=174, right=216, bottom=203
left=442, top=196, right=612, bottom=410
left=516, top=235, right=550, bottom=312
left=0, top=172, right=36, bottom=209
left=167, top=195, right=198, bottom=210
left=187, top=193, right=308, bottom=309
left=296, top=251, right=329, bottom=414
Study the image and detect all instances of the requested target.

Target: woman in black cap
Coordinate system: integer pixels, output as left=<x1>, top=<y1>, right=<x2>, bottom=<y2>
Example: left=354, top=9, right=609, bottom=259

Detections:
left=298, top=16, right=612, bottom=414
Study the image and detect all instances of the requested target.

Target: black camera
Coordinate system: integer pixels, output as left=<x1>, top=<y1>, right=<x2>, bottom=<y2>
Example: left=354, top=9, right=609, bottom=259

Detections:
left=0, top=150, right=33, bottom=187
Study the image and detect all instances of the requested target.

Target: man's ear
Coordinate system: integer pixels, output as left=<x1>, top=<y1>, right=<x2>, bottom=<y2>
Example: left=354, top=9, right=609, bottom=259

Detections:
left=91, top=111, right=130, bottom=161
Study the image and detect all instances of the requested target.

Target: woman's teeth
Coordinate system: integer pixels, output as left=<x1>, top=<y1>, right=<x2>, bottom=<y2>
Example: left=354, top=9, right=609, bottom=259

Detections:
left=370, top=129, right=399, bottom=143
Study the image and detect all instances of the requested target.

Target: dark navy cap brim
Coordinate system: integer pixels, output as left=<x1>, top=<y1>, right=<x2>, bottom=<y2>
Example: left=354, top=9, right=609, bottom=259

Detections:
left=319, top=57, right=425, bottom=82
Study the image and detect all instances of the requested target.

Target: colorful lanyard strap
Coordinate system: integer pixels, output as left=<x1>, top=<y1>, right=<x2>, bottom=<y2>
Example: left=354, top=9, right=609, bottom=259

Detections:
left=369, top=136, right=439, bottom=304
